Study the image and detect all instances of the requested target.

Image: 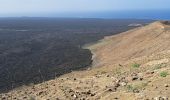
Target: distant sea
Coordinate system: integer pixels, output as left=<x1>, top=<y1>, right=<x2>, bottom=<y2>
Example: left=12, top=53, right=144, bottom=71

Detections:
left=45, top=10, right=170, bottom=20
left=1, top=10, right=170, bottom=20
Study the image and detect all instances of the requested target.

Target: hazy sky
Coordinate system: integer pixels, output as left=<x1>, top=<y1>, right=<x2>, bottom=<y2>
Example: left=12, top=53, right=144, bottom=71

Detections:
left=0, top=0, right=170, bottom=17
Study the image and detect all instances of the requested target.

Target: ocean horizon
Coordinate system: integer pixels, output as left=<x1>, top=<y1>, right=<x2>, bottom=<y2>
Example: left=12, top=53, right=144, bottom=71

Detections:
left=0, top=10, right=169, bottom=21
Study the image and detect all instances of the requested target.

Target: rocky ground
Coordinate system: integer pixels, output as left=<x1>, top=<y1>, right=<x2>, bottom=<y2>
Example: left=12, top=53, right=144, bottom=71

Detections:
left=1, top=21, right=170, bottom=100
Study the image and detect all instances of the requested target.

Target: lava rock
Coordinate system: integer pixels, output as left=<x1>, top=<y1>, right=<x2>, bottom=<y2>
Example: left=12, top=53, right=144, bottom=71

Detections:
left=106, top=86, right=117, bottom=92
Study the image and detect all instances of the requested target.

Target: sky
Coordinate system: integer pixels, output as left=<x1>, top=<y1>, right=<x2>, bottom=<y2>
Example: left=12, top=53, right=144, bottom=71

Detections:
left=0, top=0, right=170, bottom=18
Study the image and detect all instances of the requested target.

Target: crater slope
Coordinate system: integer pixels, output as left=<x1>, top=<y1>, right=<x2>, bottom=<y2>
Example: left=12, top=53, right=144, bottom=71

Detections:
left=1, top=21, right=170, bottom=100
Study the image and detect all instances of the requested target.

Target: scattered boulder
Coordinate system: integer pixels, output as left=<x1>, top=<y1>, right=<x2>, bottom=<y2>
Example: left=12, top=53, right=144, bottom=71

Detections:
left=37, top=91, right=44, bottom=96
left=106, top=75, right=110, bottom=77
left=73, top=94, right=77, bottom=98
left=106, top=86, right=117, bottom=92
left=154, top=96, right=168, bottom=100
left=164, top=84, right=169, bottom=87
left=120, top=82, right=127, bottom=86
left=90, top=93, right=96, bottom=96
left=133, top=89, right=140, bottom=93
left=129, top=73, right=143, bottom=81
left=146, top=71, right=154, bottom=75
left=73, top=78, right=77, bottom=81
left=132, top=76, right=139, bottom=81
left=95, top=75, right=102, bottom=78
left=1, top=96, right=6, bottom=100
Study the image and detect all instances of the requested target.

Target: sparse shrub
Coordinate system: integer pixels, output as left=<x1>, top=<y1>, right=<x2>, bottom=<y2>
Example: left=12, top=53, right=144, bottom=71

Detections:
left=126, top=82, right=148, bottom=92
left=114, top=68, right=122, bottom=75
left=126, top=85, right=139, bottom=93
left=160, top=71, right=168, bottom=77
left=153, top=63, right=167, bottom=70
left=29, top=96, right=36, bottom=100
left=132, top=63, right=140, bottom=68
left=126, top=85, right=134, bottom=91
left=154, top=64, right=162, bottom=70
left=141, top=82, right=148, bottom=87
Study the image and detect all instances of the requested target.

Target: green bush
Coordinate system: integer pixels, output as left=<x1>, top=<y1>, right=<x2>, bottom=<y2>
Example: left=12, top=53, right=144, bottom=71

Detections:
left=126, top=85, right=139, bottom=93
left=160, top=71, right=168, bottom=77
left=132, top=63, right=140, bottom=68
left=126, top=85, right=134, bottom=91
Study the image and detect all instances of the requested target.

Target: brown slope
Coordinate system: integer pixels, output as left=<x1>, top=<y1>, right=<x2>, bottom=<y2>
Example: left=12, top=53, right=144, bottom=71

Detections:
left=89, top=21, right=170, bottom=67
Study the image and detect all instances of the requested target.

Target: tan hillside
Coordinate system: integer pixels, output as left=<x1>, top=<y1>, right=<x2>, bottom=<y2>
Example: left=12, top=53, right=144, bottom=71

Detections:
left=89, top=21, right=170, bottom=67
left=1, top=21, right=170, bottom=100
